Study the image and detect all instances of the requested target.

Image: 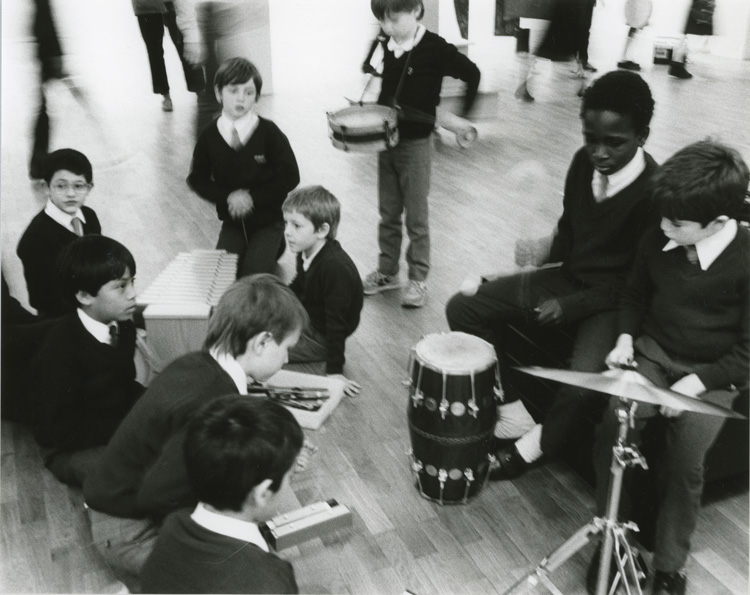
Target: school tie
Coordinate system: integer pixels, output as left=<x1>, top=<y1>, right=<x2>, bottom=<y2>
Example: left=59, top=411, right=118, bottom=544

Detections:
left=592, top=172, right=609, bottom=202
left=230, top=127, right=243, bottom=151
left=684, top=244, right=699, bottom=266
left=71, top=216, right=84, bottom=237
left=108, top=323, right=119, bottom=348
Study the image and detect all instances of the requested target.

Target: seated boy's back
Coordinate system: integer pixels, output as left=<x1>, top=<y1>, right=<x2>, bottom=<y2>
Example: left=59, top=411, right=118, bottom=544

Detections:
left=141, top=396, right=304, bottom=594
left=17, top=148, right=101, bottom=317
left=29, top=235, right=143, bottom=487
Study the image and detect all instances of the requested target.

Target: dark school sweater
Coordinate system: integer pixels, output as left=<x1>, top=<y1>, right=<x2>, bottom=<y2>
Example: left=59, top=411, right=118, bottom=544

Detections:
left=141, top=509, right=298, bottom=594
left=289, top=240, right=363, bottom=374
left=17, top=206, right=101, bottom=317
left=187, top=117, right=300, bottom=229
left=378, top=29, right=480, bottom=140
left=546, top=148, right=660, bottom=322
left=83, top=352, right=239, bottom=519
left=29, top=312, right=142, bottom=458
left=619, top=225, right=749, bottom=390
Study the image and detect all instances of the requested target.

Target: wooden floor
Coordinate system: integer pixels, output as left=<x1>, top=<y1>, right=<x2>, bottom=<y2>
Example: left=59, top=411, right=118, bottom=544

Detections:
left=1, top=1, right=749, bottom=593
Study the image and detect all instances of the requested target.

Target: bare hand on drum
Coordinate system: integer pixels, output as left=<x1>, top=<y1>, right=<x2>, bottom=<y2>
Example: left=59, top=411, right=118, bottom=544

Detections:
left=514, top=236, right=551, bottom=267
left=606, top=334, right=635, bottom=369
left=535, top=298, right=563, bottom=325
left=329, top=374, right=361, bottom=397
left=295, top=438, right=319, bottom=472
left=227, top=189, right=254, bottom=219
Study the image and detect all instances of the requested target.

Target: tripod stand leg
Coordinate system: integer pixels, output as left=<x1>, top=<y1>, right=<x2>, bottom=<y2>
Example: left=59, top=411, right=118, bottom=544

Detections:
left=503, top=521, right=602, bottom=595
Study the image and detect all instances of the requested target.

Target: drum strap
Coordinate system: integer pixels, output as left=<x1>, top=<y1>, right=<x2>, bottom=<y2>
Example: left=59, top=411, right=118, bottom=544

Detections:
left=392, top=28, right=419, bottom=111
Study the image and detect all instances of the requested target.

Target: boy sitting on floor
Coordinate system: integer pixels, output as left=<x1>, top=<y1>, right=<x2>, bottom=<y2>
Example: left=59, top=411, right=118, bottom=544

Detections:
left=141, top=395, right=303, bottom=594
left=591, top=140, right=749, bottom=595
left=29, top=235, right=143, bottom=487
left=83, top=274, right=308, bottom=592
left=283, top=185, right=364, bottom=396
left=17, top=148, right=102, bottom=318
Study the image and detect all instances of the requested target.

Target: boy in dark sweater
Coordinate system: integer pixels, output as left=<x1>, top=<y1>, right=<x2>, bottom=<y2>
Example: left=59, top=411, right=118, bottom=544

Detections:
left=28, top=235, right=143, bottom=487
left=83, top=274, right=308, bottom=592
left=141, top=396, right=303, bottom=594
left=187, top=57, right=300, bottom=277
left=17, top=148, right=102, bottom=317
left=592, top=141, right=749, bottom=595
left=361, top=0, right=480, bottom=308
left=446, top=71, right=659, bottom=477
left=283, top=186, right=364, bottom=396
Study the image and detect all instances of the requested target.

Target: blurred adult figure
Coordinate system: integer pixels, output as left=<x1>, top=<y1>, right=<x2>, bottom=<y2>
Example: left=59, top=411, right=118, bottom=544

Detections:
left=131, top=0, right=205, bottom=111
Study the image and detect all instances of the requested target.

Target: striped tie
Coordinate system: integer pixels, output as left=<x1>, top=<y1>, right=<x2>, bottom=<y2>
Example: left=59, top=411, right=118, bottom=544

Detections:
left=684, top=244, right=699, bottom=266
left=230, top=127, right=243, bottom=151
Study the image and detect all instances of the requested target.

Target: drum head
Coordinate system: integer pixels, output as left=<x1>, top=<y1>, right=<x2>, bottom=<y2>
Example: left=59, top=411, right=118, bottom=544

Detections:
left=415, top=332, right=496, bottom=374
left=328, top=104, right=397, bottom=134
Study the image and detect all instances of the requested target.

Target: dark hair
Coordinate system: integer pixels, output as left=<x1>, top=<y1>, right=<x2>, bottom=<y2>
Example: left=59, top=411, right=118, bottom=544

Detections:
left=282, top=185, right=341, bottom=240
left=371, top=0, right=424, bottom=20
left=581, top=71, right=654, bottom=133
left=214, top=57, right=263, bottom=95
left=204, top=274, right=308, bottom=357
left=184, top=395, right=304, bottom=511
left=57, top=235, right=136, bottom=305
left=654, top=140, right=750, bottom=225
left=43, top=148, right=93, bottom=184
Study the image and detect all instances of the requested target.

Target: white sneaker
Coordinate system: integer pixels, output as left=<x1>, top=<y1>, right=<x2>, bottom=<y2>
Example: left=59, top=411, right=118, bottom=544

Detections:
left=363, top=271, right=400, bottom=295
left=401, top=280, right=427, bottom=308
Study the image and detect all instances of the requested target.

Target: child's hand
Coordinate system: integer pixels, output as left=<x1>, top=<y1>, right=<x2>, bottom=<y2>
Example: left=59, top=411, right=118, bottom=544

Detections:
left=661, top=374, right=706, bottom=418
left=514, top=236, right=551, bottom=267
left=328, top=374, right=361, bottom=397
left=227, top=189, right=254, bottom=219
left=535, top=298, right=563, bottom=325
left=605, top=334, right=635, bottom=369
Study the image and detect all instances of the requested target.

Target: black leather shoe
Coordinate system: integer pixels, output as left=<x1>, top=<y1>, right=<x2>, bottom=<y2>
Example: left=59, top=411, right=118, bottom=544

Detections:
left=653, top=570, right=687, bottom=595
left=617, top=60, right=641, bottom=71
left=489, top=445, right=527, bottom=481
left=586, top=544, right=648, bottom=595
left=668, top=61, right=693, bottom=79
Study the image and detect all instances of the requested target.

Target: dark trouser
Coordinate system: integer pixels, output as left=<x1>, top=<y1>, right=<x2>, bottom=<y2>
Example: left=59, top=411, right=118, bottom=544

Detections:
left=44, top=446, right=106, bottom=487
left=445, top=266, right=618, bottom=455
left=88, top=508, right=160, bottom=593
left=593, top=335, right=735, bottom=572
left=288, top=325, right=328, bottom=365
left=216, top=219, right=285, bottom=278
left=377, top=138, right=432, bottom=282
left=136, top=7, right=204, bottom=95
left=29, top=90, right=50, bottom=179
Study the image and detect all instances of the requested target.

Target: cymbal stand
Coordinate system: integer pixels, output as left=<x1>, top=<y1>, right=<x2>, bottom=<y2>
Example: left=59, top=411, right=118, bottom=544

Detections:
left=503, top=399, right=648, bottom=595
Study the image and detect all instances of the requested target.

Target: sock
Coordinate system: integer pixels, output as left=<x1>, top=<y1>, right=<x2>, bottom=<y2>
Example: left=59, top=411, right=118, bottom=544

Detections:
left=494, top=400, right=536, bottom=439
left=515, top=423, right=543, bottom=463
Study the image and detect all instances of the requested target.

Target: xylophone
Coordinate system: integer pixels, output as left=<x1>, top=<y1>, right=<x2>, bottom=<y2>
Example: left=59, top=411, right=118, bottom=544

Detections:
left=138, top=250, right=237, bottom=366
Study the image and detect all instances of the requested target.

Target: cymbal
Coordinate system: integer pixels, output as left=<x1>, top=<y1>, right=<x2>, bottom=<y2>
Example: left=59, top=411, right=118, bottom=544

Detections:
left=516, top=366, right=745, bottom=419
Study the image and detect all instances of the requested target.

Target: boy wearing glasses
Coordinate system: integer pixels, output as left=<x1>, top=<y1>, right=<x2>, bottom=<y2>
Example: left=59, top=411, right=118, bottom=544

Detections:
left=17, top=148, right=100, bottom=318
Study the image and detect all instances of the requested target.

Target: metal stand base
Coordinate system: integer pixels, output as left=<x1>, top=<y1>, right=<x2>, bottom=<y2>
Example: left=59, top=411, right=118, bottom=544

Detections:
left=503, top=401, right=648, bottom=595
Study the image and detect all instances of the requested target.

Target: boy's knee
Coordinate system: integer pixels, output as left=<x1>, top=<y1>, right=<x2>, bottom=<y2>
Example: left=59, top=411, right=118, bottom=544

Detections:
left=445, top=292, right=471, bottom=330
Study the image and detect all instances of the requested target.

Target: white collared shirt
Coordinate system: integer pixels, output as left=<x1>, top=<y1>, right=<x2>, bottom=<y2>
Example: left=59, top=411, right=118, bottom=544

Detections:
left=209, top=347, right=249, bottom=394
left=591, top=148, right=646, bottom=201
left=191, top=503, right=269, bottom=552
left=44, top=199, right=86, bottom=234
left=217, top=110, right=259, bottom=148
left=387, top=24, right=426, bottom=58
left=662, top=219, right=738, bottom=271
left=77, top=309, right=117, bottom=345
left=301, top=241, right=326, bottom=272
